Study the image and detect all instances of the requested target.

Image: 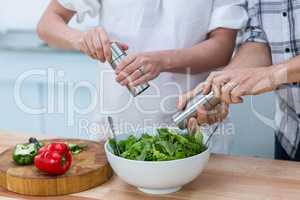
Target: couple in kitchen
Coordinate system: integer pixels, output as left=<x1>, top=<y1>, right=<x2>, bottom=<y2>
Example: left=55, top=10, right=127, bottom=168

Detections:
left=38, top=0, right=300, bottom=161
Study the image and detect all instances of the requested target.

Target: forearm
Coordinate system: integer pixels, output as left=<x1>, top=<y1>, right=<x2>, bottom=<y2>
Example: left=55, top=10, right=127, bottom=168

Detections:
left=37, top=0, right=82, bottom=50
left=273, top=55, right=300, bottom=85
left=226, top=41, right=300, bottom=84
left=226, top=42, right=272, bottom=70
left=162, top=28, right=237, bottom=74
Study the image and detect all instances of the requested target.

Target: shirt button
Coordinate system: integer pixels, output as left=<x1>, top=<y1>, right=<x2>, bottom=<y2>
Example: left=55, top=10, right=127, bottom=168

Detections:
left=285, top=48, right=291, bottom=53
left=282, top=12, right=287, bottom=17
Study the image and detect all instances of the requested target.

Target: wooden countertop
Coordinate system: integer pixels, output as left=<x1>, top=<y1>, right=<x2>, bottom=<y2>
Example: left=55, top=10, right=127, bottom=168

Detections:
left=1, top=130, right=300, bottom=200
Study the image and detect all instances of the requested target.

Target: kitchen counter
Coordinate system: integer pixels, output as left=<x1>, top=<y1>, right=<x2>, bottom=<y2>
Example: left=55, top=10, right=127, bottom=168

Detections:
left=0, top=130, right=300, bottom=200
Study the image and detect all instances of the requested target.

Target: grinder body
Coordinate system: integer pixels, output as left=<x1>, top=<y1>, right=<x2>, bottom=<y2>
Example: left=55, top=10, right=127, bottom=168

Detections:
left=110, top=42, right=150, bottom=97
left=172, top=91, right=220, bottom=129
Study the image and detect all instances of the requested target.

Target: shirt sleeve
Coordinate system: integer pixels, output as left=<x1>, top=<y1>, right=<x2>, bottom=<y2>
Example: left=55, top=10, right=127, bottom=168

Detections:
left=208, top=0, right=248, bottom=32
left=242, top=0, right=268, bottom=43
left=57, top=0, right=101, bottom=23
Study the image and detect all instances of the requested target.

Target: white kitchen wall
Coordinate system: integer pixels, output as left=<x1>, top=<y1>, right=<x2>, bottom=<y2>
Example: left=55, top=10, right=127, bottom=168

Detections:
left=0, top=1, right=49, bottom=31
left=0, top=0, right=97, bottom=32
left=0, top=49, right=98, bottom=138
left=230, top=94, right=275, bottom=158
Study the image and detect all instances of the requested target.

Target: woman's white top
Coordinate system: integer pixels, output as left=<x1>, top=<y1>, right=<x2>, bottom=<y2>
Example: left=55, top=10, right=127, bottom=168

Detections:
left=58, top=0, right=248, bottom=153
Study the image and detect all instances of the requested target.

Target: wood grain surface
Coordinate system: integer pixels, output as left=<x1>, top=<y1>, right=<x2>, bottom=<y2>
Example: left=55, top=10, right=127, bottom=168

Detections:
left=0, top=130, right=300, bottom=200
left=0, top=138, right=112, bottom=196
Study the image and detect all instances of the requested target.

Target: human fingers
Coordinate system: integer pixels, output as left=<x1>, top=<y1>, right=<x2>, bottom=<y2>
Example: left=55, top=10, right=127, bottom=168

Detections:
left=202, top=71, right=223, bottom=94
left=81, top=32, right=98, bottom=59
left=187, top=117, right=199, bottom=135
left=92, top=29, right=105, bottom=62
left=221, top=81, right=242, bottom=104
left=176, top=90, right=197, bottom=110
left=196, top=106, right=209, bottom=125
left=128, top=74, right=151, bottom=88
left=130, top=66, right=151, bottom=86
left=116, top=57, right=139, bottom=83
left=115, top=54, right=136, bottom=73
left=96, top=27, right=111, bottom=62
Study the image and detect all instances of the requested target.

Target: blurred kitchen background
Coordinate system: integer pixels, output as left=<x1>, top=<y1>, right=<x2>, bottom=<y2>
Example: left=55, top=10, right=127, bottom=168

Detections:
left=0, top=1, right=275, bottom=158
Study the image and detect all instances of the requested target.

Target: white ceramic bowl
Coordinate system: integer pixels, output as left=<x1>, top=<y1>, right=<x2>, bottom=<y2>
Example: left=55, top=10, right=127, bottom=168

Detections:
left=104, top=128, right=210, bottom=195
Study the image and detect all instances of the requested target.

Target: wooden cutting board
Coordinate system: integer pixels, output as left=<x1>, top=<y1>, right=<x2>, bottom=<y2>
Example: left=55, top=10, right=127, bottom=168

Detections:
left=0, top=138, right=113, bottom=196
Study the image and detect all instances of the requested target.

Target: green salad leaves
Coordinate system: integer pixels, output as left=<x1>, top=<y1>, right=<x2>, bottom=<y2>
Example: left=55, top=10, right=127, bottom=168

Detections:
left=109, top=128, right=207, bottom=161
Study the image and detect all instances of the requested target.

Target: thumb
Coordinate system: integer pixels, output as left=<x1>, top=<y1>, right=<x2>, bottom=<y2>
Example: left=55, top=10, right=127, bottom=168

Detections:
left=177, top=83, right=204, bottom=110
left=177, top=90, right=195, bottom=110
left=187, top=117, right=199, bottom=135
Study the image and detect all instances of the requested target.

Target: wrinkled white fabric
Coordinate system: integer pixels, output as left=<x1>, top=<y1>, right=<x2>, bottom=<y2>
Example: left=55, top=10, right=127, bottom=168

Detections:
left=58, top=0, right=248, bottom=154
left=58, top=0, right=101, bottom=23
left=209, top=1, right=248, bottom=32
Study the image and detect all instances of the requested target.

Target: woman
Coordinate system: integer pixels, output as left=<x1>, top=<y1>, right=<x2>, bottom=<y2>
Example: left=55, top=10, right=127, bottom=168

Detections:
left=38, top=0, right=247, bottom=153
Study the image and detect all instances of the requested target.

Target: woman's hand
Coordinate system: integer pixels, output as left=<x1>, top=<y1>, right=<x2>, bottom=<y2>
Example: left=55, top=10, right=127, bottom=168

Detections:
left=115, top=52, right=168, bottom=87
left=202, top=66, right=283, bottom=104
left=73, top=27, right=128, bottom=62
left=176, top=83, right=229, bottom=130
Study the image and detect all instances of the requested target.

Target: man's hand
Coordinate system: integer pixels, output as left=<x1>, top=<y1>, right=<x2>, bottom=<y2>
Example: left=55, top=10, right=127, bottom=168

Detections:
left=176, top=83, right=229, bottom=131
left=115, top=52, right=167, bottom=87
left=203, top=66, right=283, bottom=104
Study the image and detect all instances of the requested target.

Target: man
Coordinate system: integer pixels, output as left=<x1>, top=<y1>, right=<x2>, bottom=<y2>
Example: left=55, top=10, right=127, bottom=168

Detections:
left=178, top=0, right=300, bottom=161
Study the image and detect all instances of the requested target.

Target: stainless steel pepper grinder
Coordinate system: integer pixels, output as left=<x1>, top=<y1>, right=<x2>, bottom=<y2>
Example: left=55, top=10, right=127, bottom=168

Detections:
left=110, top=42, right=150, bottom=97
left=172, top=91, right=220, bottom=129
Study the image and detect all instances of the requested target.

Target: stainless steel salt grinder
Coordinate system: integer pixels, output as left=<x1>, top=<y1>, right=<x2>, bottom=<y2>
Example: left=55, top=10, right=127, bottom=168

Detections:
left=110, top=42, right=150, bottom=97
left=172, top=91, right=220, bottom=129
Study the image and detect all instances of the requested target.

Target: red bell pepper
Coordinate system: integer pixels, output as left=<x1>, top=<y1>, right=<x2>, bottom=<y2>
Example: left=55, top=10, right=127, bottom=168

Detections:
left=34, top=143, right=72, bottom=175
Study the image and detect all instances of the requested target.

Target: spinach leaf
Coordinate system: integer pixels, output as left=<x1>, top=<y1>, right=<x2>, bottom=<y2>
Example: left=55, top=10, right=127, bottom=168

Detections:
left=109, top=128, right=207, bottom=161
